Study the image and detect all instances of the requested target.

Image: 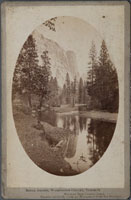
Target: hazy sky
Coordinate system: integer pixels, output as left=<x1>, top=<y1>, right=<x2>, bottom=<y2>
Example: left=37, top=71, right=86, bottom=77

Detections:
left=35, top=16, right=102, bottom=76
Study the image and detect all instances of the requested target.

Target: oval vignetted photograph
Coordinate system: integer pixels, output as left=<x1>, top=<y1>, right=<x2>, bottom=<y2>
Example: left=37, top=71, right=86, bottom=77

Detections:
left=12, top=16, right=119, bottom=176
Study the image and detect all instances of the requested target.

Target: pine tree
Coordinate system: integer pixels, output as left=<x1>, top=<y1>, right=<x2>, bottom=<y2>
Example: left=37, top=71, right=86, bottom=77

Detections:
left=33, top=50, right=51, bottom=108
left=83, top=81, right=86, bottom=104
left=65, top=73, right=71, bottom=104
left=13, top=35, right=39, bottom=107
left=95, top=40, right=118, bottom=111
left=83, top=80, right=89, bottom=104
left=87, top=40, right=119, bottom=112
left=48, top=77, right=59, bottom=106
left=71, top=76, right=77, bottom=107
left=87, top=41, right=97, bottom=108
left=78, top=77, right=84, bottom=104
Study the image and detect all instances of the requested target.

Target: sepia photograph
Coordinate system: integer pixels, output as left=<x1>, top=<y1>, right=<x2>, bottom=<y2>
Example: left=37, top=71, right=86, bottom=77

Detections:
left=1, top=1, right=130, bottom=199
left=12, top=16, right=119, bottom=176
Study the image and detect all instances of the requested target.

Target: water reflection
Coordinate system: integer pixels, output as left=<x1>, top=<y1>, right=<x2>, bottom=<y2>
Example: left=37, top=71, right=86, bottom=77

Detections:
left=41, top=112, right=115, bottom=173
left=87, top=120, right=115, bottom=164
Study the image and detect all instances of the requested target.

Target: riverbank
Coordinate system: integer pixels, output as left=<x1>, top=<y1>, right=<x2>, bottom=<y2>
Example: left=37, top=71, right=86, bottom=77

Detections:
left=54, top=105, right=118, bottom=123
left=13, top=105, right=78, bottom=176
left=79, top=110, right=117, bottom=123
left=54, top=104, right=78, bottom=113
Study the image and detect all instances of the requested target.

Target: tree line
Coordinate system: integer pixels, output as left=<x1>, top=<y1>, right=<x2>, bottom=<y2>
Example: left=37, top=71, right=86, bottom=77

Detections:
left=59, top=73, right=88, bottom=107
left=44, top=73, right=89, bottom=107
left=12, top=34, right=118, bottom=113
left=49, top=40, right=119, bottom=113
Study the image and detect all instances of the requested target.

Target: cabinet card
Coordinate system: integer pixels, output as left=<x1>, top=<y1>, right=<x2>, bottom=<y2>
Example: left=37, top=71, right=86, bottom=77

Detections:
left=1, top=1, right=130, bottom=199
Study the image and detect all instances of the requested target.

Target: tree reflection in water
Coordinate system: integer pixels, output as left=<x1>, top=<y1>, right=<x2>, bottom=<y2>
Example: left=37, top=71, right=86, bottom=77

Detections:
left=62, top=115, right=116, bottom=171
left=79, top=116, right=87, bottom=132
left=41, top=111, right=116, bottom=173
left=87, top=119, right=115, bottom=165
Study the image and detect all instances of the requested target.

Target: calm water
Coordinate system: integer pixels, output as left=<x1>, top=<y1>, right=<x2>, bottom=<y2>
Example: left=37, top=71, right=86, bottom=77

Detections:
left=42, top=111, right=116, bottom=173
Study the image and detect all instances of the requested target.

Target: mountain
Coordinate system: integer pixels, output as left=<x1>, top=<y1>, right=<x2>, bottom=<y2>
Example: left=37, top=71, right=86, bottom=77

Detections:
left=32, top=30, right=79, bottom=87
left=66, top=51, right=79, bottom=76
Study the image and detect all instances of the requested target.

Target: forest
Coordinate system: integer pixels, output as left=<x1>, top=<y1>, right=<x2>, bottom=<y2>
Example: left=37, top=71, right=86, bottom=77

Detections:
left=12, top=34, right=119, bottom=113
left=47, top=73, right=88, bottom=108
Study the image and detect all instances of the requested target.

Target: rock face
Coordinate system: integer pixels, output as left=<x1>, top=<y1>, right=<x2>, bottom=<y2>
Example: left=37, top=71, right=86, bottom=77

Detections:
left=66, top=51, right=79, bottom=76
left=32, top=31, right=79, bottom=87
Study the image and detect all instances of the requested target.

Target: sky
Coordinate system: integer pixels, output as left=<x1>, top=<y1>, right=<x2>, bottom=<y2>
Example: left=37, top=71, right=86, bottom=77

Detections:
left=35, top=16, right=102, bottom=77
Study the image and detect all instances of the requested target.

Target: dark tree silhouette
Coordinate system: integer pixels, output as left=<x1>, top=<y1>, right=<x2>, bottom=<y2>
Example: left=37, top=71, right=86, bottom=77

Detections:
left=12, top=35, right=39, bottom=107
left=87, top=119, right=115, bottom=164
left=48, top=76, right=59, bottom=106
left=87, top=41, right=97, bottom=109
left=71, top=76, right=77, bottom=107
left=65, top=73, right=71, bottom=104
left=78, top=77, right=84, bottom=104
left=33, top=50, right=51, bottom=108
left=87, top=40, right=119, bottom=112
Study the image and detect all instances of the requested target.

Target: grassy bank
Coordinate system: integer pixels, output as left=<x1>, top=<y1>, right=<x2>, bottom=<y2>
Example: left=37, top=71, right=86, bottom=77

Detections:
left=13, top=105, right=78, bottom=176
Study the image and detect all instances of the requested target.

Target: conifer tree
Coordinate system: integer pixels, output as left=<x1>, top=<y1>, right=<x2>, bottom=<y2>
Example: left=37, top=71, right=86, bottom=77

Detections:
left=95, top=40, right=118, bottom=111
left=87, top=40, right=119, bottom=112
left=71, top=76, right=77, bottom=107
left=65, top=73, right=71, bottom=104
left=13, top=35, right=39, bottom=107
left=87, top=41, right=97, bottom=108
left=32, top=50, right=51, bottom=108
left=79, top=77, right=84, bottom=104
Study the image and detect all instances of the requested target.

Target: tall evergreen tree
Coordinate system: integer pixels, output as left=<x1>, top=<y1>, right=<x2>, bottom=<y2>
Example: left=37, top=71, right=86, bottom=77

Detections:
left=87, top=41, right=97, bottom=108
left=87, top=40, right=119, bottom=112
left=32, top=50, right=51, bottom=108
left=79, top=77, right=84, bottom=104
left=71, top=76, right=77, bottom=107
left=13, top=35, right=39, bottom=107
left=48, top=76, right=59, bottom=106
left=96, top=40, right=118, bottom=111
left=83, top=80, right=89, bottom=104
left=65, top=73, right=71, bottom=104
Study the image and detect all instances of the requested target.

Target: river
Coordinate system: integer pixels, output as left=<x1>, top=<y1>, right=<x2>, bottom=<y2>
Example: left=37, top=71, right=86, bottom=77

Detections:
left=41, top=111, right=116, bottom=173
